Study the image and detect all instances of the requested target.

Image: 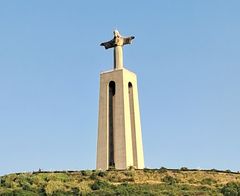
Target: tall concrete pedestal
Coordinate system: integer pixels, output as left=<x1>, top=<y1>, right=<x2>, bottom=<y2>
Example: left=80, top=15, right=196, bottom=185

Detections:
left=96, top=68, right=144, bottom=170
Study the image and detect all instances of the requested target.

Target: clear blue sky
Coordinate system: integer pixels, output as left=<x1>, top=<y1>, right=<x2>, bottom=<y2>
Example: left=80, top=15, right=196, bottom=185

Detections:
left=0, top=1, right=240, bottom=176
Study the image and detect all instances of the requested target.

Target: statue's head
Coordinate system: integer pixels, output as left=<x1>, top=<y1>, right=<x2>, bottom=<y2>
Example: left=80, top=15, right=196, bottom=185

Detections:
left=113, top=30, right=121, bottom=38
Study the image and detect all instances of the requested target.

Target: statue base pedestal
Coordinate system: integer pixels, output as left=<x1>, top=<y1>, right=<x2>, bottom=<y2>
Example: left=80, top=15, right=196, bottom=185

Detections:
left=96, top=68, right=144, bottom=170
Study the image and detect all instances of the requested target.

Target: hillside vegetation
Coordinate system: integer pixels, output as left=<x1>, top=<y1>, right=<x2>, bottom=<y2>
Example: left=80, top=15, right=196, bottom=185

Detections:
left=1, top=168, right=240, bottom=195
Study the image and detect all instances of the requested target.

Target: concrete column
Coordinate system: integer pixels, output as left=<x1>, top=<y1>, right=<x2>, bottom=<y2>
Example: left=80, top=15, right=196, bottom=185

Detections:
left=114, top=46, right=123, bottom=70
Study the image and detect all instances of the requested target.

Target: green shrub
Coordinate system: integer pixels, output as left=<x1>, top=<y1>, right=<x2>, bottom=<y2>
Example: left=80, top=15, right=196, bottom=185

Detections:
left=210, top=169, right=218, bottom=172
left=108, top=166, right=116, bottom=171
left=90, top=173, right=98, bottom=180
left=98, top=171, right=106, bottom=177
left=91, top=180, right=109, bottom=191
left=22, top=182, right=32, bottom=191
left=38, top=186, right=46, bottom=195
left=162, top=175, right=178, bottom=185
left=121, top=182, right=129, bottom=186
left=124, top=170, right=134, bottom=177
left=180, top=167, right=189, bottom=171
left=128, top=166, right=136, bottom=171
left=201, top=178, right=217, bottom=185
left=0, top=178, right=6, bottom=187
left=159, top=167, right=167, bottom=173
left=71, top=187, right=80, bottom=195
left=143, top=168, right=151, bottom=173
left=81, top=170, right=92, bottom=176
left=221, top=182, right=240, bottom=196
left=12, top=190, right=38, bottom=196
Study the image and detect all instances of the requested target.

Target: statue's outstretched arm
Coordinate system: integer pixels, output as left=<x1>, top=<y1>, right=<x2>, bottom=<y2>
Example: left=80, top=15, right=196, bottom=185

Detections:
left=123, top=36, right=135, bottom=45
left=100, top=39, right=115, bottom=49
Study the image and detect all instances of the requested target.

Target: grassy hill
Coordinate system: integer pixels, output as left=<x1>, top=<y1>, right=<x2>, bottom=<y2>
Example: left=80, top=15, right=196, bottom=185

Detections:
left=1, top=168, right=240, bottom=195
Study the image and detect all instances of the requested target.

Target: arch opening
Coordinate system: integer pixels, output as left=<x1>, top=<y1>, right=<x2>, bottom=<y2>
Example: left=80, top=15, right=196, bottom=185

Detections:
left=128, top=82, right=137, bottom=167
left=108, top=81, right=115, bottom=167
